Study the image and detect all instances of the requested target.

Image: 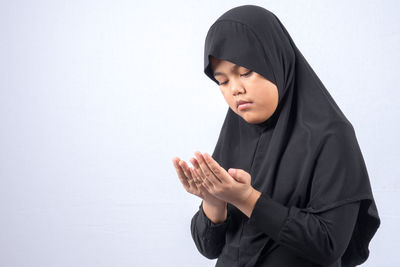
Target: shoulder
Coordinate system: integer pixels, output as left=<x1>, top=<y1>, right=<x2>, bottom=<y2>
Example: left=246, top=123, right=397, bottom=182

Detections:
left=315, top=121, right=357, bottom=155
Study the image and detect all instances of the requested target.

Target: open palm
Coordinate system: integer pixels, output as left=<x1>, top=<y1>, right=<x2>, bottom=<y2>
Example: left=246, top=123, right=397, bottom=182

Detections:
left=172, top=157, right=225, bottom=207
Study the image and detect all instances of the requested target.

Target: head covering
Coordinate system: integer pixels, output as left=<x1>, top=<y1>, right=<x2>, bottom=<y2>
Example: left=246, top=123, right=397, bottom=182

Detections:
left=204, top=5, right=380, bottom=266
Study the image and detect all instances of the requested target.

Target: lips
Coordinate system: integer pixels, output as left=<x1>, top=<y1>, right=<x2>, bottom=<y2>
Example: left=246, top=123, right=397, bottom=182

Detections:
left=236, top=99, right=252, bottom=108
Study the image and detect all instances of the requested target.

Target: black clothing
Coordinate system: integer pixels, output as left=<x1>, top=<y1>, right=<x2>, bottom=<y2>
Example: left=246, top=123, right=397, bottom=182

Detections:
left=190, top=4, right=380, bottom=267
left=192, top=198, right=359, bottom=266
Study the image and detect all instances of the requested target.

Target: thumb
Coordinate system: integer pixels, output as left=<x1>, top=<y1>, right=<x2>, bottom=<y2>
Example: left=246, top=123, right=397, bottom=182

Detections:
left=228, top=168, right=246, bottom=183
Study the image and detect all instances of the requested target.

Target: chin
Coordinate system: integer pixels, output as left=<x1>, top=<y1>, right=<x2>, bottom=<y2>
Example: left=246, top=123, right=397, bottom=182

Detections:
left=242, top=114, right=270, bottom=124
left=241, top=115, right=258, bottom=124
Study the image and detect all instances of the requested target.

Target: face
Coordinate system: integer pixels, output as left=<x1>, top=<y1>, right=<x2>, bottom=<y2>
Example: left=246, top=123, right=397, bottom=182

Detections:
left=210, top=56, right=279, bottom=124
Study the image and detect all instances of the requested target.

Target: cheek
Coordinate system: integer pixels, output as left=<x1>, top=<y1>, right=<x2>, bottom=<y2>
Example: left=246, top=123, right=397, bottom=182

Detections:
left=261, top=89, right=279, bottom=110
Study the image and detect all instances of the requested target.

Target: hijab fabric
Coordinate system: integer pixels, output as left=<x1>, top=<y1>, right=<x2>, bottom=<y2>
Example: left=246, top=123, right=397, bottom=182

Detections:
left=204, top=5, right=380, bottom=266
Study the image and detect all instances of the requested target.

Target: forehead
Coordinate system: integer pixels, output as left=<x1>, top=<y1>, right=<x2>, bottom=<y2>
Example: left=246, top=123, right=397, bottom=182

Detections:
left=210, top=57, right=246, bottom=76
left=211, top=57, right=235, bottom=69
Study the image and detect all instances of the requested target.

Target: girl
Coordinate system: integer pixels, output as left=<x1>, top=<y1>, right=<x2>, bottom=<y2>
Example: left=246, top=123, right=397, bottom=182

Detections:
left=172, top=5, right=380, bottom=266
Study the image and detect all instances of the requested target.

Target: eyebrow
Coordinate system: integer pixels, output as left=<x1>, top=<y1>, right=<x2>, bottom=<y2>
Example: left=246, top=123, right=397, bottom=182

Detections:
left=213, top=64, right=241, bottom=77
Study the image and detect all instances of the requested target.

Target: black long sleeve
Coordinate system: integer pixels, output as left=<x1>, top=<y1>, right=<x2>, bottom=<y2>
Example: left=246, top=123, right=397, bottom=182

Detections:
left=248, top=193, right=361, bottom=266
left=190, top=200, right=231, bottom=259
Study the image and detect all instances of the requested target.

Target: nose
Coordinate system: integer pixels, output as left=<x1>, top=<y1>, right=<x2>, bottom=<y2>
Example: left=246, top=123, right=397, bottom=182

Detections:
left=230, top=77, right=245, bottom=95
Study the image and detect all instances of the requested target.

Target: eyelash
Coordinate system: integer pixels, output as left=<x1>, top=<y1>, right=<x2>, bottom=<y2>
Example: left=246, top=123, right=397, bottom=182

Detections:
left=219, top=70, right=253, bottom=86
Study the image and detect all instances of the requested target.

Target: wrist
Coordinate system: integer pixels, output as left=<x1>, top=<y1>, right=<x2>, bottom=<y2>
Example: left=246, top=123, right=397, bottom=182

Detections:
left=202, top=200, right=227, bottom=224
left=232, top=186, right=255, bottom=207
left=203, top=198, right=226, bottom=209
left=233, top=187, right=262, bottom=218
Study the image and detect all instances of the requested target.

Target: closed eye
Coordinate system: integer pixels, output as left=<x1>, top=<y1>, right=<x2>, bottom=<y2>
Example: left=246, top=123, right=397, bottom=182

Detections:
left=241, top=70, right=253, bottom=77
left=218, top=70, right=253, bottom=86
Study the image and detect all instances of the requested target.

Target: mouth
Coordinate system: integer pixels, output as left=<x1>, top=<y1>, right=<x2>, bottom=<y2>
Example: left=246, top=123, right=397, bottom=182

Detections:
left=237, top=101, right=253, bottom=111
left=236, top=99, right=252, bottom=108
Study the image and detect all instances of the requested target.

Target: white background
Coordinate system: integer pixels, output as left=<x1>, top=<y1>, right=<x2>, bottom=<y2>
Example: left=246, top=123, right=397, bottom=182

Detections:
left=0, top=0, right=398, bottom=266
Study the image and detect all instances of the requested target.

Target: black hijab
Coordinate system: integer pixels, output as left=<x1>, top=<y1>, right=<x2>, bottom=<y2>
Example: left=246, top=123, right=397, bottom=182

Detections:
left=204, top=5, right=380, bottom=266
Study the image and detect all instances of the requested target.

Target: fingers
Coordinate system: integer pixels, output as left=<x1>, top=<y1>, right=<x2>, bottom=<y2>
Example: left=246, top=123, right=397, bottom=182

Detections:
left=188, top=167, right=203, bottom=188
left=172, top=157, right=190, bottom=189
left=194, top=151, right=222, bottom=185
left=203, top=152, right=230, bottom=183
left=188, top=159, right=201, bottom=184
left=179, top=159, right=198, bottom=189
left=173, top=157, right=200, bottom=194
left=191, top=165, right=212, bottom=192
left=190, top=159, right=215, bottom=197
left=189, top=158, right=204, bottom=184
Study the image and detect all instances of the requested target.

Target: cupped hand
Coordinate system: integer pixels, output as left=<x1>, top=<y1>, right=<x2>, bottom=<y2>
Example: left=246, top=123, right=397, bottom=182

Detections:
left=191, top=151, right=255, bottom=207
left=172, top=156, right=225, bottom=207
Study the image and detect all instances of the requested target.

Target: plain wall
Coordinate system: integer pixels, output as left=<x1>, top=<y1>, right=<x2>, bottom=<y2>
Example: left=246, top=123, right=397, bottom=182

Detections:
left=0, top=0, right=398, bottom=266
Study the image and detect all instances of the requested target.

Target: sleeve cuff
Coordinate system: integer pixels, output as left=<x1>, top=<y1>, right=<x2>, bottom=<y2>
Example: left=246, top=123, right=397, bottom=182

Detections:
left=247, top=192, right=290, bottom=241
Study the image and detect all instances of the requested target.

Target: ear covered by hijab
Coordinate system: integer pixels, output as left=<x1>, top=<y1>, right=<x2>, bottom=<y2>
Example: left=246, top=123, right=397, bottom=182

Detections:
left=204, top=5, right=380, bottom=266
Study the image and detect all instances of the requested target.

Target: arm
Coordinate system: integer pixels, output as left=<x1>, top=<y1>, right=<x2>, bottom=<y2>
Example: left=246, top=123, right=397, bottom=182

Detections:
left=190, top=200, right=231, bottom=259
left=202, top=199, right=228, bottom=224
left=246, top=192, right=360, bottom=266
